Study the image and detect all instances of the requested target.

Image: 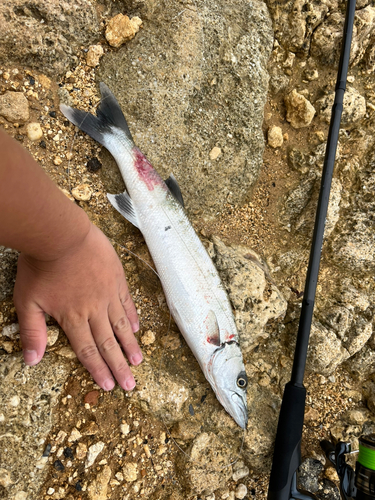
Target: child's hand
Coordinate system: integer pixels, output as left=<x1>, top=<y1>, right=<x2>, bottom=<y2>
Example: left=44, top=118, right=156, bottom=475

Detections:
left=13, top=223, right=142, bottom=392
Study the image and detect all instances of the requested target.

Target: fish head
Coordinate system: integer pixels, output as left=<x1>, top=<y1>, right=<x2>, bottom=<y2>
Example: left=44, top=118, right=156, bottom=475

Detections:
left=208, top=342, right=248, bottom=429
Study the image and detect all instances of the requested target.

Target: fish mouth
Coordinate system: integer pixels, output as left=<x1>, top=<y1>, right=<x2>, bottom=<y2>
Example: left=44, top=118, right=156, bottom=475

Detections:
left=230, top=392, right=248, bottom=429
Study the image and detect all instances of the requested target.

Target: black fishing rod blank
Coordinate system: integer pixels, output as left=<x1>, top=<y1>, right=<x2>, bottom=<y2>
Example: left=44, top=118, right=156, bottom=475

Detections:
left=267, top=0, right=357, bottom=499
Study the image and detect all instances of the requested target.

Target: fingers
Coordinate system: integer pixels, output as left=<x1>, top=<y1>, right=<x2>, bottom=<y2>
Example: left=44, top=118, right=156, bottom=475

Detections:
left=119, top=283, right=139, bottom=333
left=109, top=299, right=143, bottom=366
left=15, top=302, right=47, bottom=366
left=89, top=314, right=136, bottom=391
left=64, top=318, right=117, bottom=391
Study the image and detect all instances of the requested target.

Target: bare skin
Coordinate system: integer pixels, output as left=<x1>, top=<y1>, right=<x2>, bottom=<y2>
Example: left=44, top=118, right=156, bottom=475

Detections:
left=0, top=128, right=142, bottom=391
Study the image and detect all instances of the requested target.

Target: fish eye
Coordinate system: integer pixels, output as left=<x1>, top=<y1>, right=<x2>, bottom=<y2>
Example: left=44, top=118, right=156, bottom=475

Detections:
left=237, top=372, right=248, bottom=389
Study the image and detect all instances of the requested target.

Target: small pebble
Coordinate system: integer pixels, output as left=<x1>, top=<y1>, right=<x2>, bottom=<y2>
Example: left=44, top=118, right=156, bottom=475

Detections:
left=49, top=110, right=56, bottom=118
left=26, top=122, right=43, bottom=141
left=47, top=488, right=55, bottom=495
left=0, top=468, right=13, bottom=487
left=64, top=447, right=74, bottom=459
left=39, top=140, right=47, bottom=149
left=75, top=482, right=82, bottom=492
left=86, top=44, right=104, bottom=67
left=71, top=184, right=93, bottom=201
left=53, top=156, right=62, bottom=166
left=141, top=330, right=155, bottom=345
left=120, top=422, right=130, bottom=436
left=105, top=14, right=143, bottom=48
left=68, top=428, right=82, bottom=442
left=75, top=442, right=87, bottom=460
left=235, top=484, right=247, bottom=499
left=123, top=462, right=138, bottom=482
left=267, top=126, right=283, bottom=148
left=54, top=460, right=64, bottom=472
left=85, top=441, right=105, bottom=468
left=209, top=146, right=222, bottom=160
left=87, top=157, right=102, bottom=172
left=0, top=91, right=29, bottom=122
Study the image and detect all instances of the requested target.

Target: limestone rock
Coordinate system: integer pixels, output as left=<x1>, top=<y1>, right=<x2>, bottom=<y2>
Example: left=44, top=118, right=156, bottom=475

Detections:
left=71, top=184, right=93, bottom=201
left=85, top=442, right=105, bottom=468
left=123, top=462, right=138, bottom=482
left=0, top=91, right=29, bottom=122
left=0, top=353, right=72, bottom=498
left=177, top=432, right=233, bottom=494
left=26, top=122, right=43, bottom=141
left=0, top=0, right=100, bottom=76
left=0, top=468, right=13, bottom=487
left=132, top=362, right=190, bottom=423
left=98, top=0, right=273, bottom=214
left=210, top=237, right=287, bottom=352
left=267, top=125, right=283, bottom=148
left=318, top=87, right=366, bottom=127
left=235, top=484, right=247, bottom=499
left=285, top=89, right=316, bottom=129
left=87, top=465, right=112, bottom=500
left=141, top=330, right=155, bottom=345
left=105, top=14, right=142, bottom=48
left=86, top=44, right=104, bottom=67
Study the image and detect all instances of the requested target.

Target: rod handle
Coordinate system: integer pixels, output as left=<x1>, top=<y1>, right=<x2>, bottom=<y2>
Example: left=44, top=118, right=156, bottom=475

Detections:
left=268, top=382, right=306, bottom=500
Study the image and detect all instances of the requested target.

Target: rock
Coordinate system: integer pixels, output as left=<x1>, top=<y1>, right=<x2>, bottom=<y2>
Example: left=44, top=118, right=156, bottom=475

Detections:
left=84, top=390, right=100, bottom=406
left=105, top=14, right=143, bottom=48
left=209, top=147, right=222, bottom=160
left=13, top=492, right=28, bottom=500
left=123, top=462, right=138, bottom=482
left=47, top=326, right=59, bottom=346
left=0, top=468, right=13, bottom=487
left=76, top=443, right=88, bottom=460
left=0, top=353, right=72, bottom=497
left=210, top=237, right=287, bottom=352
left=120, top=422, right=130, bottom=435
left=0, top=0, right=100, bottom=76
left=0, top=91, right=29, bottom=122
left=86, top=44, right=104, bottom=67
left=68, top=428, right=82, bottom=442
left=85, top=442, right=105, bottom=468
left=234, top=484, right=247, bottom=499
left=132, top=362, right=190, bottom=424
left=170, top=420, right=200, bottom=441
left=98, top=0, right=273, bottom=214
left=71, top=184, right=93, bottom=201
left=311, top=12, right=345, bottom=66
left=285, top=89, right=316, bottom=129
left=1, top=323, right=19, bottom=339
left=26, top=122, right=43, bottom=141
left=318, top=87, right=366, bottom=127
left=177, top=432, right=233, bottom=494
left=298, top=458, right=324, bottom=494
left=53, top=156, right=63, bottom=166
left=232, top=461, right=250, bottom=482
left=267, top=125, right=283, bottom=148
left=141, top=330, right=155, bottom=345
left=87, top=157, right=102, bottom=172
left=87, top=465, right=112, bottom=500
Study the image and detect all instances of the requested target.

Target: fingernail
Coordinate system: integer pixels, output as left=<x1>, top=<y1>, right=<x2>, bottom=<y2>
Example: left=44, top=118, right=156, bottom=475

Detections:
left=131, top=321, right=139, bottom=333
left=131, top=352, right=143, bottom=365
left=23, top=350, right=38, bottom=366
left=124, top=377, right=136, bottom=391
left=103, top=378, right=115, bottom=391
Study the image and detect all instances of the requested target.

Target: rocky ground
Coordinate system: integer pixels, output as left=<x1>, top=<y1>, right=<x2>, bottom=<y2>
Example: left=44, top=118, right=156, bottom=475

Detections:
left=0, top=0, right=375, bottom=499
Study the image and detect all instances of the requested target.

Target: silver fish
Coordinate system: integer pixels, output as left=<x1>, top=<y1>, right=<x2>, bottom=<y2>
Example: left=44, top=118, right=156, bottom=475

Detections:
left=60, top=83, right=248, bottom=428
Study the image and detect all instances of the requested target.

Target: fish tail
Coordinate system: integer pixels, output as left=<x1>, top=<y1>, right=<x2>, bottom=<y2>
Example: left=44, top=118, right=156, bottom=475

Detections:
left=60, top=82, right=134, bottom=147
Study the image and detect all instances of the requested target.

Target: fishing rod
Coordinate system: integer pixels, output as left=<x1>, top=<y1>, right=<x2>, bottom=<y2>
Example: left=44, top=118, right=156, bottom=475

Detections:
left=267, top=0, right=357, bottom=499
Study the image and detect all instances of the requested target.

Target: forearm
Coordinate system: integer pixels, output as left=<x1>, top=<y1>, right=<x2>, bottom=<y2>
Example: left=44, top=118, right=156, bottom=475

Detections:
left=0, top=128, right=91, bottom=260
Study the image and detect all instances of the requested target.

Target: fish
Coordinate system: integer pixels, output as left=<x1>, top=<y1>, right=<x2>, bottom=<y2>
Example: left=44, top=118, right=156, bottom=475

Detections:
left=60, top=82, right=248, bottom=429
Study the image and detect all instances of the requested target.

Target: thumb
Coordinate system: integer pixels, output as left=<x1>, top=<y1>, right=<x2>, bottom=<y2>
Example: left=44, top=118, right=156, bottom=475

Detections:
left=16, top=303, right=47, bottom=366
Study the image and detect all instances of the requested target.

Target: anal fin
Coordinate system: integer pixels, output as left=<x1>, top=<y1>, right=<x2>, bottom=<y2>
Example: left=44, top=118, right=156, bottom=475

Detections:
left=107, top=192, right=140, bottom=229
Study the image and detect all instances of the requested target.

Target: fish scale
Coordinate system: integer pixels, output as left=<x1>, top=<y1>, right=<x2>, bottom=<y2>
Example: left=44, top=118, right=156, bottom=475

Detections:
left=60, top=82, right=248, bottom=428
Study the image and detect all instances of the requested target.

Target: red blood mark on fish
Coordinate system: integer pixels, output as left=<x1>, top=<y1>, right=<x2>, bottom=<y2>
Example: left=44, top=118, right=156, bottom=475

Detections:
left=133, top=147, right=164, bottom=191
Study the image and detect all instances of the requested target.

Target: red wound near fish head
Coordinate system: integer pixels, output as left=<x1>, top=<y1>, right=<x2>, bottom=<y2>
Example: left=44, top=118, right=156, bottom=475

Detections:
left=133, top=147, right=164, bottom=191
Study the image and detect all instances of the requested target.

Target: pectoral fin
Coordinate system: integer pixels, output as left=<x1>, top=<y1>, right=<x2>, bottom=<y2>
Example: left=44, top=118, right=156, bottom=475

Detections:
left=107, top=192, right=140, bottom=229
left=205, top=310, right=221, bottom=346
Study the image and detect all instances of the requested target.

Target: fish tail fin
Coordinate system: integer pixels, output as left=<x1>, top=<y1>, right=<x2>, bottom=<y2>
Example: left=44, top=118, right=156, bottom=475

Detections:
left=60, top=82, right=134, bottom=147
